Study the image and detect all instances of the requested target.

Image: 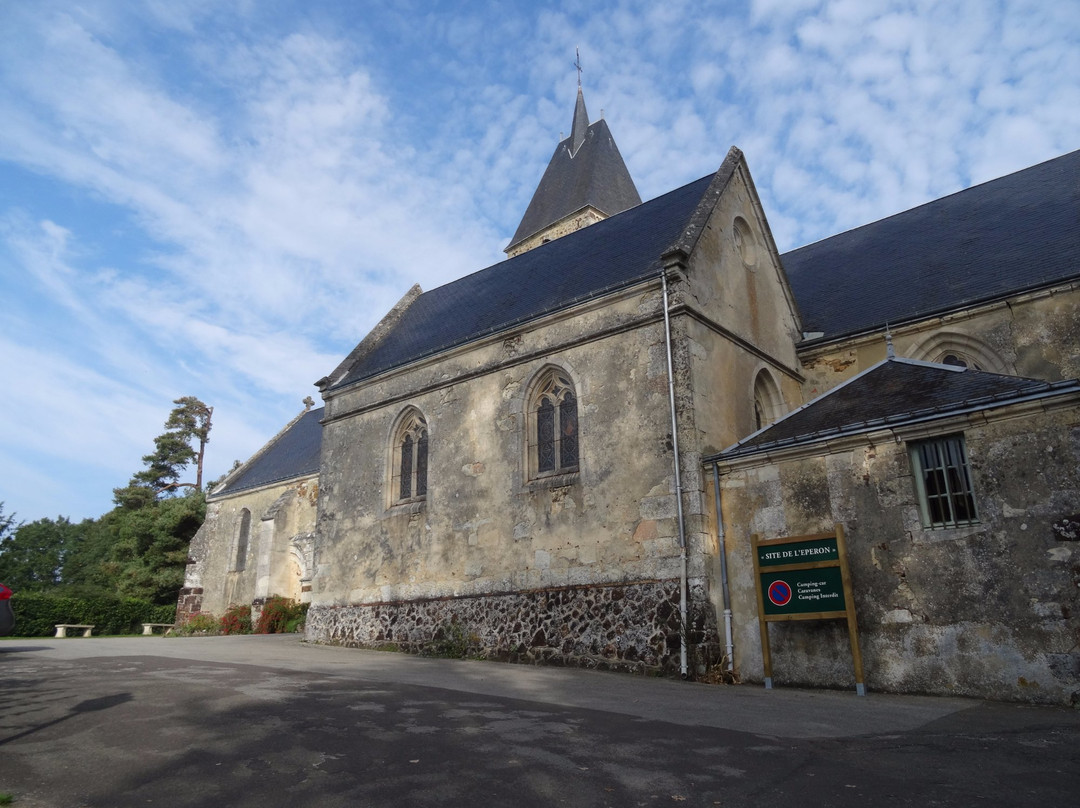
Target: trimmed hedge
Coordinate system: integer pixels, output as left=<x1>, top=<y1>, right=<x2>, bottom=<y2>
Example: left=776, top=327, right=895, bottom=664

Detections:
left=8, top=592, right=175, bottom=636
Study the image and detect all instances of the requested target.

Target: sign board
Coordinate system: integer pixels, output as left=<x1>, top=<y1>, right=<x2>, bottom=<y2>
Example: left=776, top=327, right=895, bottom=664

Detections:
left=759, top=567, right=846, bottom=615
left=751, top=525, right=866, bottom=695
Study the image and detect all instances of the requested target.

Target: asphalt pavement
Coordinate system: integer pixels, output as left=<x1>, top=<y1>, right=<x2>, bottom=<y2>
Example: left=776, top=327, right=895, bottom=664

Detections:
left=1, top=634, right=1077, bottom=807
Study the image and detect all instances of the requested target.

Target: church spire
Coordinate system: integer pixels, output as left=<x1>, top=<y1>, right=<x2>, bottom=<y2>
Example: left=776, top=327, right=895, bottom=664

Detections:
left=570, top=86, right=589, bottom=157
left=505, top=75, right=641, bottom=257
left=569, top=49, right=588, bottom=156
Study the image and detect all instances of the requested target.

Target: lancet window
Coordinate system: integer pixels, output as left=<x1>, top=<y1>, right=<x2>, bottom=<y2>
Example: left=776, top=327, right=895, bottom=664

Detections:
left=392, top=410, right=428, bottom=503
left=529, top=368, right=579, bottom=478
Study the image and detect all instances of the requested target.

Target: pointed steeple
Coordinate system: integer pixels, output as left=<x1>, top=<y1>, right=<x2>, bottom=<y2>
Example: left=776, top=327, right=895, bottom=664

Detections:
left=505, top=85, right=641, bottom=257
left=570, top=86, right=589, bottom=157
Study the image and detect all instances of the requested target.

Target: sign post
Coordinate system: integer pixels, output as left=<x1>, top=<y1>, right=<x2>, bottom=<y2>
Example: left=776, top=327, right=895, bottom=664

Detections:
left=751, top=524, right=865, bottom=695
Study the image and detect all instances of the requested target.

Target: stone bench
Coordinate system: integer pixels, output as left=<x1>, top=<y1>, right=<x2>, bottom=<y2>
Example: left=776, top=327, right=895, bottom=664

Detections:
left=141, top=623, right=175, bottom=636
left=55, top=624, right=94, bottom=638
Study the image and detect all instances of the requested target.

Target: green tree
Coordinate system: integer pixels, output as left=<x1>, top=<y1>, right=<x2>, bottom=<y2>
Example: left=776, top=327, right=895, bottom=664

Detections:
left=0, top=516, right=81, bottom=591
left=0, top=502, right=16, bottom=544
left=57, top=397, right=213, bottom=603
left=115, top=396, right=213, bottom=505
left=88, top=491, right=205, bottom=604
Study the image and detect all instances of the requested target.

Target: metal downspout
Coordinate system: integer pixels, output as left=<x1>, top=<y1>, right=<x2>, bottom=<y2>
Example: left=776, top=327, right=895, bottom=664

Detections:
left=661, top=268, right=689, bottom=678
left=711, top=462, right=734, bottom=670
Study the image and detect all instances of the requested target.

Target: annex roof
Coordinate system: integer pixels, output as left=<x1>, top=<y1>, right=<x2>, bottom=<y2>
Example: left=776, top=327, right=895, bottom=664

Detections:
left=213, top=407, right=323, bottom=496
left=506, top=88, right=642, bottom=253
left=783, top=149, right=1080, bottom=343
left=331, top=155, right=738, bottom=389
left=708, top=358, right=1080, bottom=463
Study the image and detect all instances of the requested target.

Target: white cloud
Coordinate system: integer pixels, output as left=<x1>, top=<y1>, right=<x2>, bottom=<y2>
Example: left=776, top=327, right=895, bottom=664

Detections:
left=1, top=0, right=1078, bottom=522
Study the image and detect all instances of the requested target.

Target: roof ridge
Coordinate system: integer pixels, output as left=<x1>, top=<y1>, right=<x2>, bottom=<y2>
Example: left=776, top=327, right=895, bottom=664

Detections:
left=211, top=404, right=323, bottom=499
left=664, top=146, right=743, bottom=259
left=785, top=147, right=1080, bottom=256
left=318, top=284, right=422, bottom=392
left=329, top=172, right=717, bottom=390
left=708, top=358, right=1080, bottom=463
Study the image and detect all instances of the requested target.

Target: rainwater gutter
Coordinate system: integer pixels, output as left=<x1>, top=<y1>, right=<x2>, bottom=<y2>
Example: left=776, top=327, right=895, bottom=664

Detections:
left=661, top=264, right=689, bottom=678
left=711, top=462, right=734, bottom=670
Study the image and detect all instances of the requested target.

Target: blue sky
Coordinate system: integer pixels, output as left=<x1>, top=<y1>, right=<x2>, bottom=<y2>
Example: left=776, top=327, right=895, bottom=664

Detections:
left=2, top=0, right=1078, bottom=524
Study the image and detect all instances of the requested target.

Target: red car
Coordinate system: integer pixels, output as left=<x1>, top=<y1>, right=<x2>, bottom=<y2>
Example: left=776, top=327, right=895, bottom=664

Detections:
left=0, top=583, right=14, bottom=636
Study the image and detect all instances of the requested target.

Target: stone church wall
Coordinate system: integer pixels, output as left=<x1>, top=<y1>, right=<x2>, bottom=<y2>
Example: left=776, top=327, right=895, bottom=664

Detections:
left=714, top=401, right=1080, bottom=704
left=179, top=476, right=318, bottom=620
left=310, top=285, right=722, bottom=667
left=799, top=282, right=1080, bottom=395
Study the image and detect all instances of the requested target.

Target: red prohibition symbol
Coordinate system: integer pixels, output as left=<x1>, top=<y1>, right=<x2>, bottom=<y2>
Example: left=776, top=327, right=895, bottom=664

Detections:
left=768, top=579, right=793, bottom=607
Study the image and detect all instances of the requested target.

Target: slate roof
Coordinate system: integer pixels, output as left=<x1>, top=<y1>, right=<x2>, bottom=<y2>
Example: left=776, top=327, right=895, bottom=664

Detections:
left=783, top=149, right=1080, bottom=342
left=214, top=407, right=323, bottom=496
left=332, top=170, right=718, bottom=389
left=507, top=88, right=642, bottom=253
left=708, top=358, right=1080, bottom=463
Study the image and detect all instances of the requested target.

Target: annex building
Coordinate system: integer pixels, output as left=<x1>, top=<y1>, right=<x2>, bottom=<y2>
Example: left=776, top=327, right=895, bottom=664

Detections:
left=182, top=88, right=1080, bottom=704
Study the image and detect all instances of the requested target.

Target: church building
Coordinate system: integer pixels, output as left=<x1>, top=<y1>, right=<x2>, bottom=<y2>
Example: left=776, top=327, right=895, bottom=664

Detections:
left=181, top=86, right=1080, bottom=704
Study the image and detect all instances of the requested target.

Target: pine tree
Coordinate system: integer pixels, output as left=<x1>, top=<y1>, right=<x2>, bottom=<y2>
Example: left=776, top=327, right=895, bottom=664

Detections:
left=115, top=397, right=213, bottom=505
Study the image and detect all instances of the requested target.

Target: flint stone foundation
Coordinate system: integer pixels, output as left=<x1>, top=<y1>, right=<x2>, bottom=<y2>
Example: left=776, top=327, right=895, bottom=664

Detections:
left=306, top=578, right=720, bottom=674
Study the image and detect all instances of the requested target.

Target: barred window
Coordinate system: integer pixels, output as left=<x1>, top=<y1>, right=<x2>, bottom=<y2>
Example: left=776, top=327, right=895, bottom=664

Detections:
left=392, top=410, right=428, bottom=503
left=910, top=435, right=978, bottom=528
left=529, top=368, right=579, bottom=478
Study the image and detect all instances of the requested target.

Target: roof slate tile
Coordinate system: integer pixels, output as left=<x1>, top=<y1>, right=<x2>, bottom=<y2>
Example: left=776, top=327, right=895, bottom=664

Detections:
left=783, top=149, right=1080, bottom=341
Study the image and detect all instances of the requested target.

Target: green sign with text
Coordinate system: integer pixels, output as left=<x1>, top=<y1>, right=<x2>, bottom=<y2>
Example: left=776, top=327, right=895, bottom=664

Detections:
left=759, top=566, right=847, bottom=616
left=756, top=536, right=839, bottom=568
left=750, top=526, right=866, bottom=695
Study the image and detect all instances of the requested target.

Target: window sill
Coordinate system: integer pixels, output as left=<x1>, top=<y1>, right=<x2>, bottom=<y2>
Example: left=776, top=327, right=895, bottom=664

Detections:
left=913, top=521, right=983, bottom=542
left=523, top=470, right=580, bottom=492
left=385, top=499, right=426, bottom=517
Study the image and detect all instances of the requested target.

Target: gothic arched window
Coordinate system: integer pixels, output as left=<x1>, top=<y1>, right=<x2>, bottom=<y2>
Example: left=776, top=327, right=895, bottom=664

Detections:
left=528, top=368, right=579, bottom=478
left=908, top=331, right=1007, bottom=374
left=752, top=370, right=783, bottom=432
left=940, top=352, right=982, bottom=370
left=234, top=508, right=251, bottom=572
left=392, top=409, right=428, bottom=503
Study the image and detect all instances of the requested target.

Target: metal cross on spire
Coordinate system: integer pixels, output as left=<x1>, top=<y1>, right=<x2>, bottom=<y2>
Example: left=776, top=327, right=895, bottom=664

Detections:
left=574, top=47, right=583, bottom=87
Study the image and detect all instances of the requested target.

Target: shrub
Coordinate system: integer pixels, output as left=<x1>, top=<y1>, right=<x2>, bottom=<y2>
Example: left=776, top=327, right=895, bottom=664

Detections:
left=173, top=612, right=220, bottom=636
left=8, top=592, right=175, bottom=636
left=255, top=596, right=307, bottom=634
left=220, top=604, right=252, bottom=635
left=421, top=621, right=473, bottom=659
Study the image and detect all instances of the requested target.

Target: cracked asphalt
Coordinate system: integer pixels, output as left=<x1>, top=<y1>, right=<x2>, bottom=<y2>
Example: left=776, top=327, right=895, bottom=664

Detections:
left=1, top=634, right=1077, bottom=807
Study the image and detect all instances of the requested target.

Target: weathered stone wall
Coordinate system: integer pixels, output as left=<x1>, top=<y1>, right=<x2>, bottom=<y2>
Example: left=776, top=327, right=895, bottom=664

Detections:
left=180, top=476, right=318, bottom=618
left=714, top=401, right=1080, bottom=704
left=800, top=283, right=1080, bottom=395
left=315, top=286, right=694, bottom=607
left=506, top=207, right=606, bottom=257
left=306, top=578, right=719, bottom=674
left=313, top=279, right=730, bottom=671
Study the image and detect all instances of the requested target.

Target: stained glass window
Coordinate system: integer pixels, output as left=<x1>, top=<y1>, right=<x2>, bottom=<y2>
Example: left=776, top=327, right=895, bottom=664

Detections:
left=531, top=369, right=579, bottom=478
left=559, top=391, right=578, bottom=469
left=394, top=410, right=428, bottom=504
left=538, top=398, right=556, bottom=473
left=416, top=432, right=428, bottom=497
left=400, top=434, right=413, bottom=500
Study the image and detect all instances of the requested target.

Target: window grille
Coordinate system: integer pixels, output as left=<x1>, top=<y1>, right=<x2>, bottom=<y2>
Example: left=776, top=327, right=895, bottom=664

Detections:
left=910, top=435, right=978, bottom=528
